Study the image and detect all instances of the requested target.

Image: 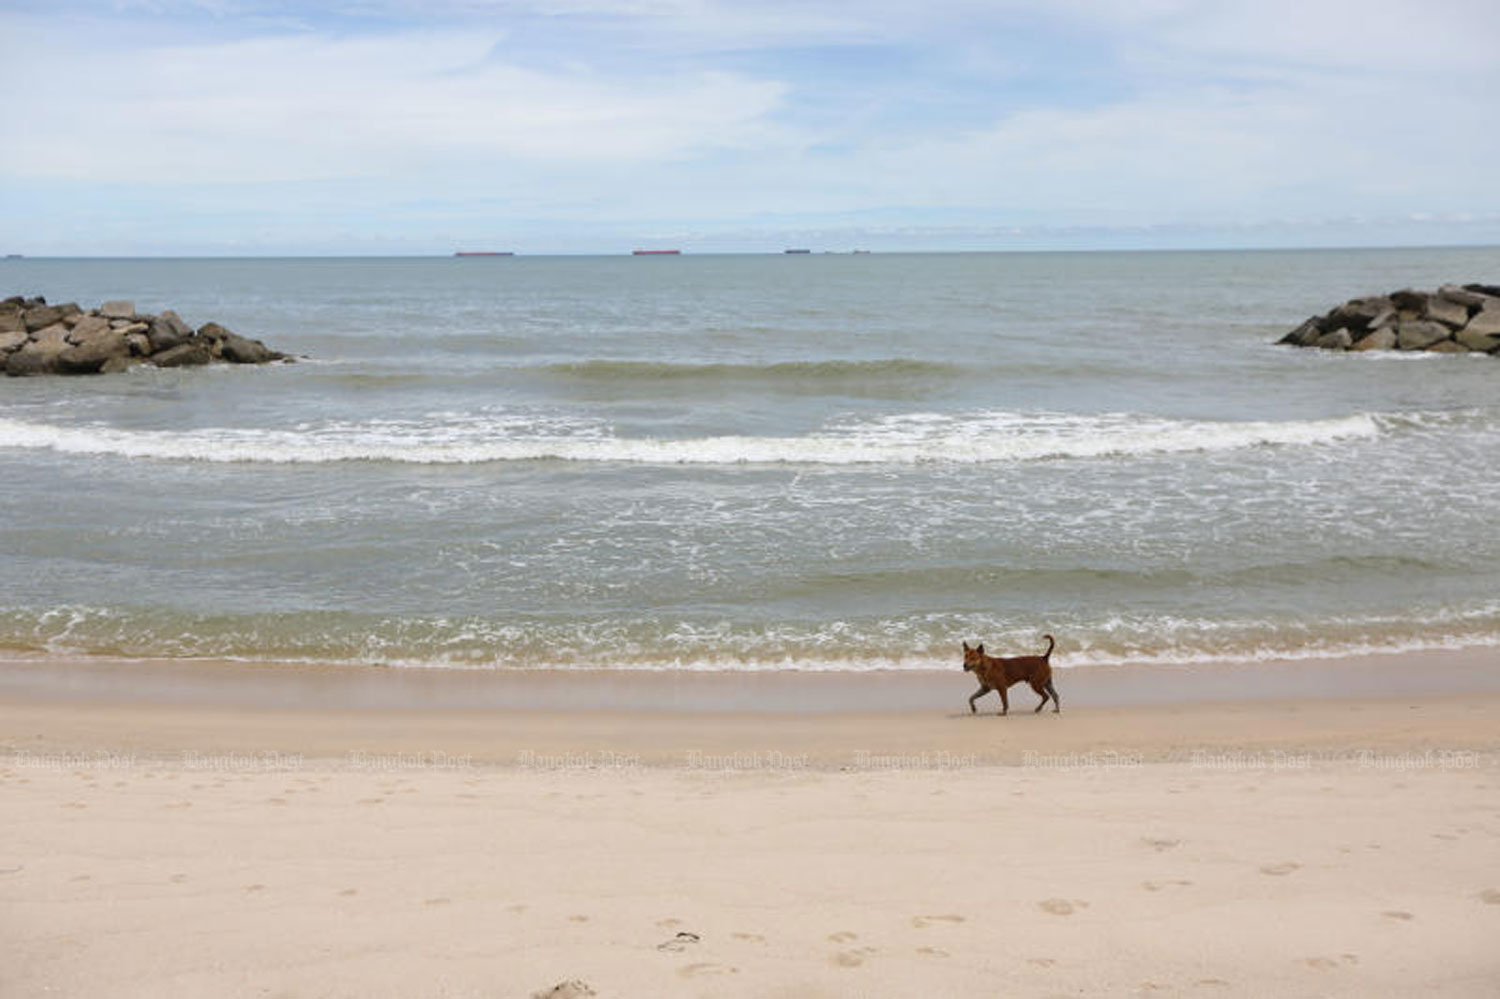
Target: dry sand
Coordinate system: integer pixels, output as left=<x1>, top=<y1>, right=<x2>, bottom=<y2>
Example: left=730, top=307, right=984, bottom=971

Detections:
left=3, top=651, right=1499, bottom=998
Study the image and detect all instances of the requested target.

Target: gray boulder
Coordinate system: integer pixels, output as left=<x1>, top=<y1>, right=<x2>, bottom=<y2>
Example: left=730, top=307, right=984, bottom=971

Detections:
left=151, top=341, right=213, bottom=367
left=23, top=304, right=69, bottom=331
left=1438, top=285, right=1495, bottom=309
left=31, top=323, right=71, bottom=352
left=1328, top=296, right=1391, bottom=332
left=6, top=347, right=60, bottom=376
left=5, top=327, right=71, bottom=376
left=1, top=329, right=29, bottom=353
left=0, top=304, right=25, bottom=334
left=219, top=332, right=282, bottom=364
left=1427, top=340, right=1471, bottom=354
left=57, top=327, right=130, bottom=374
left=99, top=300, right=136, bottom=320
left=1424, top=296, right=1470, bottom=329
left=1395, top=320, right=1451, bottom=350
left=1455, top=328, right=1500, bottom=352
left=147, top=317, right=191, bottom=352
left=1278, top=317, right=1322, bottom=346
left=1465, top=306, right=1500, bottom=337
left=1389, top=289, right=1430, bottom=312
left=1351, top=328, right=1398, bottom=351
left=66, top=314, right=112, bottom=343
left=1315, top=329, right=1353, bottom=350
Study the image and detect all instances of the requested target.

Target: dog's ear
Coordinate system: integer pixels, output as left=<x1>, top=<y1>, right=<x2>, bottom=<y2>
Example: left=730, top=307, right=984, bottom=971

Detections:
left=962, top=641, right=970, bottom=651
left=976, top=644, right=984, bottom=655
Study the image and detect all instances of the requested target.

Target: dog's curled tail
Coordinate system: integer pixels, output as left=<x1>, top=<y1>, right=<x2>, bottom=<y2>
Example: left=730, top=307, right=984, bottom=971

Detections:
left=1041, top=633, right=1055, bottom=658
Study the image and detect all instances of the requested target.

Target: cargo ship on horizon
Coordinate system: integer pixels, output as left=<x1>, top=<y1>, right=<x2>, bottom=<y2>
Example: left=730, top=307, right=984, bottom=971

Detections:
left=453, top=251, right=514, bottom=257
left=631, top=249, right=681, bottom=255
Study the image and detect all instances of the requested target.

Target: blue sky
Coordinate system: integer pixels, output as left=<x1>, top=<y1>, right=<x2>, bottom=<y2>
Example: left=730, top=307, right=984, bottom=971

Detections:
left=3, top=0, right=1498, bottom=254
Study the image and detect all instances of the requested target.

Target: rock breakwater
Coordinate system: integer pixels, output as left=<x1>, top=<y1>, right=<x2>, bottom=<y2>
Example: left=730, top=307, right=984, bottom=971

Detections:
left=1277, top=284, right=1500, bottom=355
left=1, top=295, right=291, bottom=376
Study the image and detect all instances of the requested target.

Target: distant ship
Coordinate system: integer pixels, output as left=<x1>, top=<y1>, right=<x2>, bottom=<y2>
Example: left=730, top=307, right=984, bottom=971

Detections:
left=783, top=248, right=811, bottom=254
left=631, top=249, right=681, bottom=255
left=453, top=251, right=514, bottom=257
left=3, top=254, right=22, bottom=259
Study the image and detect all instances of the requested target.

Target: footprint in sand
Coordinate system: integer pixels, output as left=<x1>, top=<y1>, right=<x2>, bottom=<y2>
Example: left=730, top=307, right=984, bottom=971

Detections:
left=677, top=963, right=738, bottom=978
left=1381, top=910, right=1414, bottom=921
left=656, top=918, right=683, bottom=929
left=1259, top=862, right=1301, bottom=876
left=656, top=931, right=700, bottom=952
left=1038, top=898, right=1088, bottom=916
left=567, top=914, right=589, bottom=923
left=830, top=947, right=877, bottom=968
left=1195, top=979, right=1231, bottom=988
left=531, top=980, right=596, bottom=999
left=910, top=914, right=965, bottom=928
left=1141, top=837, right=1181, bottom=852
left=916, top=946, right=949, bottom=958
left=60, top=802, right=87, bottom=810
left=425, top=898, right=451, bottom=907
left=242, top=884, right=266, bottom=893
left=1302, top=955, right=1358, bottom=969
left=1028, top=957, right=1057, bottom=968
left=827, top=931, right=859, bottom=943
left=730, top=932, right=765, bottom=944
left=339, top=888, right=359, bottom=897
left=1480, top=889, right=1500, bottom=905
left=266, top=798, right=287, bottom=806
left=1142, top=879, right=1193, bottom=892
left=169, top=874, right=188, bottom=885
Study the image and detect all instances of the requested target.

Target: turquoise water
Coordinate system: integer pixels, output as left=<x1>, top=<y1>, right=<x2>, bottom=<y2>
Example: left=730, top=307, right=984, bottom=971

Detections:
left=2, top=248, right=1499, bottom=670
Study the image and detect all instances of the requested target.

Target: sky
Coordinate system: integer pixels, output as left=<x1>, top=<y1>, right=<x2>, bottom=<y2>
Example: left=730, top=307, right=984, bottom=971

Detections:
left=3, top=0, right=1498, bottom=255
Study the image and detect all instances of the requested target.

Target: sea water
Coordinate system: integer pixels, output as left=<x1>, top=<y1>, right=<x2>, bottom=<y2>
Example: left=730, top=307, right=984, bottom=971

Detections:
left=2, top=248, right=1498, bottom=671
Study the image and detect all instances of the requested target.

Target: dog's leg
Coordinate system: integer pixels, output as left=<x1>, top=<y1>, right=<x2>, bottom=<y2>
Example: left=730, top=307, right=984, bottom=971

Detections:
left=1047, top=680, right=1061, bottom=713
left=997, top=686, right=1009, bottom=716
left=1031, top=680, right=1048, bottom=713
left=968, top=686, right=990, bottom=714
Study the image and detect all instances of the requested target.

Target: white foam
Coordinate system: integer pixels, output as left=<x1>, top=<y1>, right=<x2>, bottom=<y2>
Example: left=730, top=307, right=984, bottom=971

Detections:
left=0, top=408, right=1402, bottom=467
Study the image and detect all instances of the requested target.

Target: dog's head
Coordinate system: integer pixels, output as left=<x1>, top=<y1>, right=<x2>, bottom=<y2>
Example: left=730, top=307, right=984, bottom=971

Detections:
left=961, top=641, right=985, bottom=672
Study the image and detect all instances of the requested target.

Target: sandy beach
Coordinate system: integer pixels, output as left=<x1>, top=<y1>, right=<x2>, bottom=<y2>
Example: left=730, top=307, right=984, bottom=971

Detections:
left=3, top=652, right=1500, bottom=998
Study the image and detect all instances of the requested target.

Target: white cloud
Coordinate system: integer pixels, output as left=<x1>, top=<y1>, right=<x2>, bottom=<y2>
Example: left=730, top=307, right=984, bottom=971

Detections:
left=3, top=0, right=1497, bottom=251
left=4, top=21, right=791, bottom=184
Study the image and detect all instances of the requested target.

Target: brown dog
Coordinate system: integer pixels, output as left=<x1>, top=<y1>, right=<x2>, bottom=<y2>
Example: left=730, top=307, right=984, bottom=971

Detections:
left=962, top=634, right=1060, bottom=715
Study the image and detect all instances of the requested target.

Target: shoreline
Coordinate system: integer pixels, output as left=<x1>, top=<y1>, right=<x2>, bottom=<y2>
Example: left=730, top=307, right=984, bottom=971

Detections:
left=3, top=645, right=1498, bottom=714
left=4, top=648, right=1497, bottom=769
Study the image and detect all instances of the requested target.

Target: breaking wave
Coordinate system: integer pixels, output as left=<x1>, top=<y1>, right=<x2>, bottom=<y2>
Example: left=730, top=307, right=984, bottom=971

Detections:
left=0, top=407, right=1438, bottom=467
